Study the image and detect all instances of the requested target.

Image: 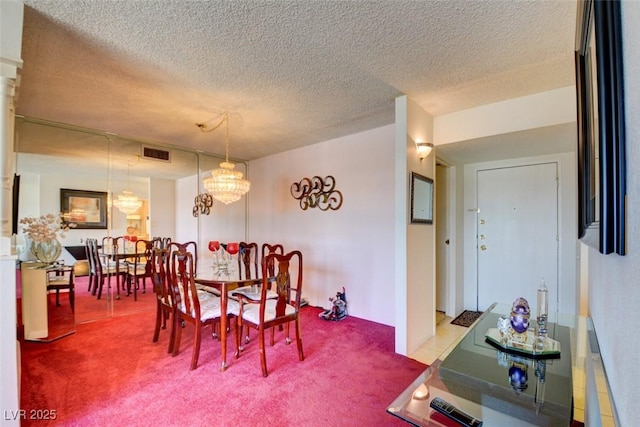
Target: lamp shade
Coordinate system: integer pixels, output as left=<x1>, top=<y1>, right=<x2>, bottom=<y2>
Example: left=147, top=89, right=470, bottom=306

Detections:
left=416, top=142, right=434, bottom=159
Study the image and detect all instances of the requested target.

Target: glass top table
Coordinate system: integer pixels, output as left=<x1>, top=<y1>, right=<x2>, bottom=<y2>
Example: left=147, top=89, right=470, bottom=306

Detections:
left=387, top=303, right=589, bottom=426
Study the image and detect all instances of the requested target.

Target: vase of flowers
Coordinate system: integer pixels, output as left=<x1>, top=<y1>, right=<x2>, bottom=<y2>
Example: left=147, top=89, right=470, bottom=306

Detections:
left=31, top=238, right=62, bottom=263
left=19, top=213, right=75, bottom=263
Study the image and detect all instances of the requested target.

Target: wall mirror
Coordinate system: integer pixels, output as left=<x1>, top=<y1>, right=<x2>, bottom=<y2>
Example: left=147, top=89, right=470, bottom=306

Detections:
left=14, top=116, right=248, bottom=324
left=410, top=172, right=433, bottom=224
left=575, top=0, right=626, bottom=255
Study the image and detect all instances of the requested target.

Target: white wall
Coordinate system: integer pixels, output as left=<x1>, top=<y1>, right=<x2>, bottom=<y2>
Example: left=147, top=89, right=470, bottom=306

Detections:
left=398, top=96, right=437, bottom=355
left=248, top=125, right=396, bottom=326
left=587, top=3, right=640, bottom=425
left=0, top=256, right=18, bottom=427
left=434, top=87, right=576, bottom=145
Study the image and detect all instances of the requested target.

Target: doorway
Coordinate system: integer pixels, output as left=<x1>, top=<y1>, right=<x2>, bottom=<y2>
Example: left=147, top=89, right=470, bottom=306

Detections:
left=435, top=161, right=455, bottom=318
left=476, top=162, right=559, bottom=312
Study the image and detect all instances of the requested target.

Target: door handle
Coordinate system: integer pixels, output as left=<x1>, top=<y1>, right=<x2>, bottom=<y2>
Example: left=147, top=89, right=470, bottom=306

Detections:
left=480, top=245, right=487, bottom=251
left=445, top=239, right=450, bottom=245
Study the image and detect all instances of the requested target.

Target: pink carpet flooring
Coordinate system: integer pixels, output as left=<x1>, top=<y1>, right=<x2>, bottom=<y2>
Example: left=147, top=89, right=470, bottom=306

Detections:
left=19, top=277, right=426, bottom=426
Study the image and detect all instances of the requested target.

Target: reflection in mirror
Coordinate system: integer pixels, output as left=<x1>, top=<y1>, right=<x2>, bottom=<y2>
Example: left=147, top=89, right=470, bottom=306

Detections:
left=15, top=117, right=111, bottom=323
left=20, top=262, right=76, bottom=342
left=410, top=172, right=434, bottom=224
left=15, top=116, right=249, bottom=323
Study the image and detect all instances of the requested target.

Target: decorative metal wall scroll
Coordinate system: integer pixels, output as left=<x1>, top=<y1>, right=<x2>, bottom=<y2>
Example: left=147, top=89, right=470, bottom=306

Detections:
left=290, top=176, right=343, bottom=211
left=193, top=193, right=213, bottom=217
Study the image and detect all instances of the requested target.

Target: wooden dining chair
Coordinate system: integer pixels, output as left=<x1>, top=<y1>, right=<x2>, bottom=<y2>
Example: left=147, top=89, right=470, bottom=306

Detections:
left=46, top=263, right=75, bottom=312
left=124, top=239, right=154, bottom=301
left=101, top=235, right=126, bottom=254
left=152, top=236, right=172, bottom=249
left=84, top=239, right=97, bottom=293
left=101, top=235, right=128, bottom=292
left=235, top=250, right=304, bottom=377
left=236, top=242, right=283, bottom=346
left=169, top=246, right=239, bottom=370
left=151, top=247, right=175, bottom=353
left=87, top=238, right=125, bottom=299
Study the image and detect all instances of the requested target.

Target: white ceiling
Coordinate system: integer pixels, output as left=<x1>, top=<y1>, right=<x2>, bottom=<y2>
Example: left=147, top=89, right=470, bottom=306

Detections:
left=16, top=0, right=577, bottom=164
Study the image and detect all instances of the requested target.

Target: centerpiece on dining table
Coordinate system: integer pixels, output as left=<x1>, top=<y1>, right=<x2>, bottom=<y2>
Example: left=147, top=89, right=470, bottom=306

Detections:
left=123, top=234, right=138, bottom=253
left=208, top=241, right=239, bottom=277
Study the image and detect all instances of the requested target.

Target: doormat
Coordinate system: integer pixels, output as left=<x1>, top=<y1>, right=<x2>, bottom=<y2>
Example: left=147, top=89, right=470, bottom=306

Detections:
left=450, top=310, right=483, bottom=327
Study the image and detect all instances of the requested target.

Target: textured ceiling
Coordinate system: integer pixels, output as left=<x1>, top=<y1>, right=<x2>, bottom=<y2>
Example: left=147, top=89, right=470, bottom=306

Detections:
left=17, top=0, right=577, bottom=162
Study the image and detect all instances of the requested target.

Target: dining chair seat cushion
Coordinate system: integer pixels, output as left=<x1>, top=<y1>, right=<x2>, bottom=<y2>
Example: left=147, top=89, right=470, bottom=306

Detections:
left=195, top=285, right=239, bottom=302
left=195, top=284, right=220, bottom=295
left=126, top=263, right=148, bottom=275
left=242, top=300, right=295, bottom=324
left=100, top=264, right=120, bottom=274
left=48, top=277, right=71, bottom=286
left=101, top=260, right=126, bottom=269
left=178, top=287, right=210, bottom=305
left=176, top=292, right=240, bottom=319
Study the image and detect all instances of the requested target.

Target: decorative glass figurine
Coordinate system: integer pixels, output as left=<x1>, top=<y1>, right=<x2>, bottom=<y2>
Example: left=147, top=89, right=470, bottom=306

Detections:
left=536, top=279, right=549, bottom=350
left=510, top=297, right=530, bottom=334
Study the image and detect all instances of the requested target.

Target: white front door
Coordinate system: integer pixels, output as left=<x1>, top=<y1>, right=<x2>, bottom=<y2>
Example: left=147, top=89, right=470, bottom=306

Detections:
left=476, top=162, right=559, bottom=313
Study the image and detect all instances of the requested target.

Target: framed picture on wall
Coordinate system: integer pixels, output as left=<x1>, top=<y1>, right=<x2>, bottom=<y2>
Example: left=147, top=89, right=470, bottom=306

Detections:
left=575, top=0, right=626, bottom=255
left=60, top=189, right=108, bottom=229
left=410, top=172, right=433, bottom=224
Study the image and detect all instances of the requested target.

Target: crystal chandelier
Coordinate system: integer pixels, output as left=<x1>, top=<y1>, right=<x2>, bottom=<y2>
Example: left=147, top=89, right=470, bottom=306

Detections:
left=113, top=190, right=142, bottom=214
left=197, top=112, right=250, bottom=204
left=113, top=158, right=142, bottom=214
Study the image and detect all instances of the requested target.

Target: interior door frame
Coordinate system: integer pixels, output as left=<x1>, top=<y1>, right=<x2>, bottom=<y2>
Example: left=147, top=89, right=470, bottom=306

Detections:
left=435, top=158, right=457, bottom=318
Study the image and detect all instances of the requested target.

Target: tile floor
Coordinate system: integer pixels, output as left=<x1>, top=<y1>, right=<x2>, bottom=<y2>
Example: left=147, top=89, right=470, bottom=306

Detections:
left=408, top=311, right=468, bottom=365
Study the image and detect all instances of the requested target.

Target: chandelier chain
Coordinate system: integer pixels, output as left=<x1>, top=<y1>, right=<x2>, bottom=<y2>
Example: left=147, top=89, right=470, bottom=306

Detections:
left=196, top=112, right=230, bottom=162
left=113, top=155, right=142, bottom=215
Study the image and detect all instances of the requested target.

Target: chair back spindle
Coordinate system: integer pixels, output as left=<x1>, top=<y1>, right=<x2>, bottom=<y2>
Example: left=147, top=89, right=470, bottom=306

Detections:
left=261, top=243, right=284, bottom=278
left=167, top=241, right=198, bottom=274
left=239, top=242, right=259, bottom=279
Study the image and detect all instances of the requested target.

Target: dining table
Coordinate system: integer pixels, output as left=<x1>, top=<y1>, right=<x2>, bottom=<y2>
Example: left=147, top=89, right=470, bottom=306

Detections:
left=194, top=267, right=263, bottom=372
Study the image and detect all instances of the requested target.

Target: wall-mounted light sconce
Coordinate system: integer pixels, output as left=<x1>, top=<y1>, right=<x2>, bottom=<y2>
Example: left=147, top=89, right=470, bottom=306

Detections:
left=416, top=142, right=434, bottom=160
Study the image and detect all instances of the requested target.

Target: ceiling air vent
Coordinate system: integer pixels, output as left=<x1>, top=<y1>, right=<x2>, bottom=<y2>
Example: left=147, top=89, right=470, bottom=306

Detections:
left=142, top=145, right=171, bottom=163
